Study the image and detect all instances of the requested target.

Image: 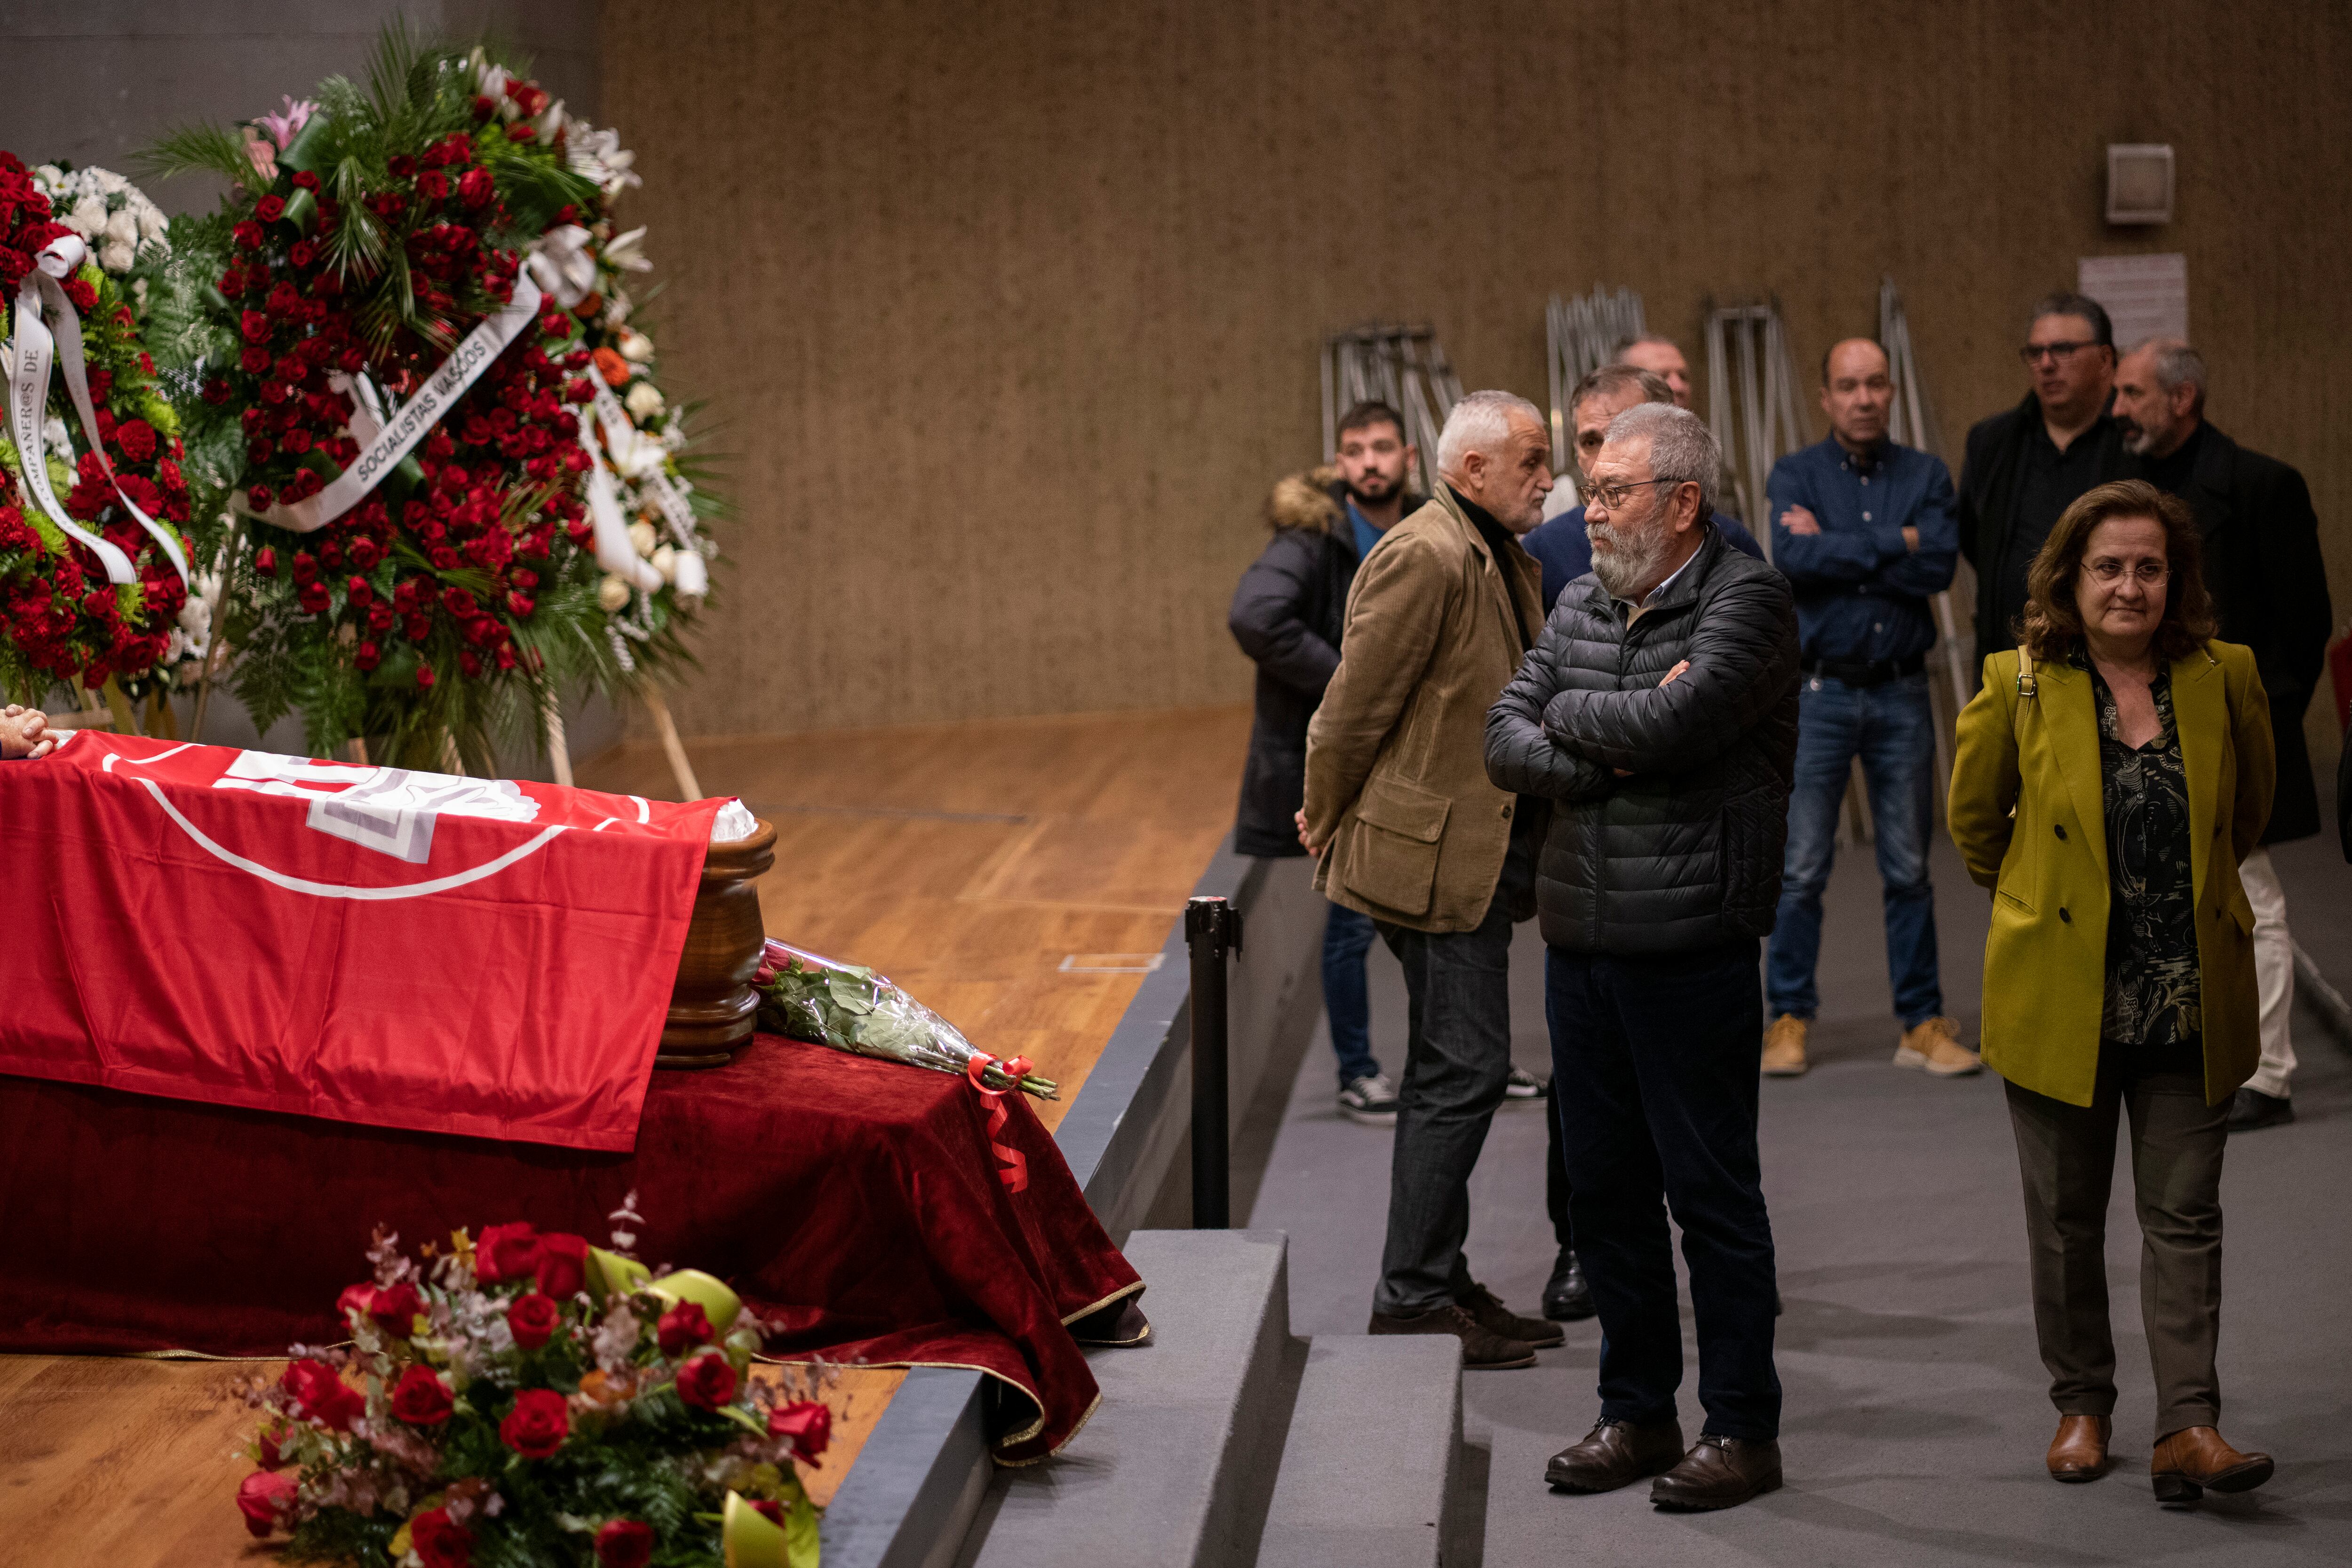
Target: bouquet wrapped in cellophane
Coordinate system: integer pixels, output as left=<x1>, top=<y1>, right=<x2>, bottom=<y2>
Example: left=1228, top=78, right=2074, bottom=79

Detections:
left=755, top=938, right=1058, bottom=1100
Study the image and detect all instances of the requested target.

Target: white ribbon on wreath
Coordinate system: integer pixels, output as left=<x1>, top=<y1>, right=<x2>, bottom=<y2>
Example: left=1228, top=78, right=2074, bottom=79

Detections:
left=7, top=233, right=190, bottom=587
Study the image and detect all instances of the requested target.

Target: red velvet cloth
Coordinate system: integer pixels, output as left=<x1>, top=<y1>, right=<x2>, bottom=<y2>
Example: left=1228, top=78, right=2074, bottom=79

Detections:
left=0, top=731, right=718, bottom=1150
left=0, top=1034, right=1138, bottom=1462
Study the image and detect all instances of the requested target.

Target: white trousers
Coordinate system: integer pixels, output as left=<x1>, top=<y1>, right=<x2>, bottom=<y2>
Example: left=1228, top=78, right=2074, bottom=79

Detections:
left=2238, top=847, right=2298, bottom=1099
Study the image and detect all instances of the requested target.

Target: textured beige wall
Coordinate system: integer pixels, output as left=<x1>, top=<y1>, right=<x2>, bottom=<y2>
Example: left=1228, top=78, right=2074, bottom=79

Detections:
left=604, top=0, right=2352, bottom=770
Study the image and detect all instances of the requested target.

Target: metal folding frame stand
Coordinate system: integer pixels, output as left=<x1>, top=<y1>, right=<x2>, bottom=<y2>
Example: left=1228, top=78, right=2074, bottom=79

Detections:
left=1183, top=895, right=1242, bottom=1229
left=1320, top=324, right=1464, bottom=493
left=1543, top=284, right=1647, bottom=483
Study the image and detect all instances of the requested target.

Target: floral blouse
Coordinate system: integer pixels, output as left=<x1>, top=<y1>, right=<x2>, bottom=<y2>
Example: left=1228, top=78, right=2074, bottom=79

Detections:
left=2085, top=659, right=2201, bottom=1056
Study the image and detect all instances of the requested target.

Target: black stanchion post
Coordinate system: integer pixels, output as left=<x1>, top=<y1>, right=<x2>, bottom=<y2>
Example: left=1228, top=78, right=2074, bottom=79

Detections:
left=1184, top=895, right=1242, bottom=1228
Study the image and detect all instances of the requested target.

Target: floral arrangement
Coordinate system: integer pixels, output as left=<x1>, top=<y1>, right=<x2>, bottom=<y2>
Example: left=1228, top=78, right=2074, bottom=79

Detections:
left=0, top=152, right=202, bottom=709
left=232, top=1197, right=826, bottom=1568
left=141, top=32, right=637, bottom=769
left=561, top=128, right=720, bottom=689
left=757, top=939, right=1060, bottom=1100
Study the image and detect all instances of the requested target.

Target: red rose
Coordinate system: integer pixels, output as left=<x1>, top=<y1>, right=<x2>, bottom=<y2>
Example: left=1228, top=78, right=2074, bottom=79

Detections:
left=203, top=377, right=230, bottom=404
left=505, top=591, right=535, bottom=619
left=239, top=345, right=270, bottom=374
left=298, top=580, right=331, bottom=614
left=595, top=1519, right=656, bottom=1568
left=388, top=154, right=417, bottom=178
left=246, top=483, right=274, bottom=510
left=345, top=575, right=374, bottom=608
left=418, top=170, right=450, bottom=201
left=459, top=649, right=483, bottom=679
left=411, top=1506, right=475, bottom=1568
left=507, top=1291, right=560, bottom=1350
left=235, top=1470, right=297, bottom=1538
left=253, top=546, right=277, bottom=576
left=233, top=221, right=263, bottom=250
left=240, top=309, right=271, bottom=344
left=505, top=121, right=537, bottom=143
left=657, top=1300, right=711, bottom=1358
left=769, top=1400, right=833, bottom=1464
left=289, top=239, right=317, bottom=267
left=750, top=1499, right=785, bottom=1525
left=674, top=1351, right=738, bottom=1411
left=535, top=1231, right=588, bottom=1298
left=354, top=639, right=381, bottom=671
left=389, top=1365, right=454, bottom=1425
left=458, top=168, right=494, bottom=207
left=218, top=268, right=246, bottom=297
left=255, top=1422, right=291, bottom=1470
left=279, top=1358, right=366, bottom=1432
left=474, top=1221, right=540, bottom=1284
left=255, top=194, right=286, bottom=222
left=292, top=170, right=320, bottom=191
left=500, top=1387, right=570, bottom=1458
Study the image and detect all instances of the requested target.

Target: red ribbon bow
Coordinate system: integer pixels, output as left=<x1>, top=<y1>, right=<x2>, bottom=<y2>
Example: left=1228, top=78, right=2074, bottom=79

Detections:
left=965, top=1052, right=1032, bottom=1195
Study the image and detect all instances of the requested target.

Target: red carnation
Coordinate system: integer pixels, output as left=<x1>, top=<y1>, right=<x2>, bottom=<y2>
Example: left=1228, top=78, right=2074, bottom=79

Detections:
left=507, top=1291, right=560, bottom=1350
left=595, top=1519, right=656, bottom=1568
left=657, top=1300, right=712, bottom=1358
left=411, top=1507, right=475, bottom=1568
left=114, top=418, right=156, bottom=463
left=418, top=169, right=450, bottom=202
left=500, top=1388, right=570, bottom=1458
left=63, top=277, right=96, bottom=312
left=279, top=1358, right=366, bottom=1432
left=675, top=1351, right=739, bottom=1411
left=236, top=1470, right=297, bottom=1538
left=389, top=1365, right=454, bottom=1426
left=458, top=167, right=494, bottom=207
left=535, top=1232, right=588, bottom=1299
left=387, top=154, right=417, bottom=178
left=769, top=1400, right=834, bottom=1464
left=255, top=194, right=286, bottom=222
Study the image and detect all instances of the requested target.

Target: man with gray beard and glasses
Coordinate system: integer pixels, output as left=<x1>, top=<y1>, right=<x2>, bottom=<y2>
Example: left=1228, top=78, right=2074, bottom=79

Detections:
left=1486, top=403, right=1800, bottom=1511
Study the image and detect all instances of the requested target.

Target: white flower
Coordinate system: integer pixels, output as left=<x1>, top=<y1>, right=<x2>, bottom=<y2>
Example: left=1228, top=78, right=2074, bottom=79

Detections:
left=627, top=519, right=658, bottom=558
left=603, top=289, right=634, bottom=329
left=104, top=207, right=136, bottom=248
left=45, top=414, right=74, bottom=458
left=597, top=573, right=633, bottom=612
left=99, top=238, right=134, bottom=275
left=651, top=543, right=677, bottom=584
left=136, top=204, right=167, bottom=243
left=96, top=168, right=127, bottom=195
left=65, top=196, right=107, bottom=239
left=602, top=226, right=652, bottom=274
left=33, top=164, right=62, bottom=187
left=624, top=382, right=664, bottom=421
left=617, top=328, right=654, bottom=364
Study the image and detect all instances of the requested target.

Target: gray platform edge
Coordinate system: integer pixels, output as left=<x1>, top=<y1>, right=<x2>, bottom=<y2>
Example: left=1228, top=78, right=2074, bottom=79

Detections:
left=817, top=840, right=1327, bottom=1568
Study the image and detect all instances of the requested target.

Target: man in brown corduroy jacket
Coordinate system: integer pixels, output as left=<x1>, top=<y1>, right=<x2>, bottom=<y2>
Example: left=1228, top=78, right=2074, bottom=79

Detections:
left=1301, top=388, right=1554, bottom=1370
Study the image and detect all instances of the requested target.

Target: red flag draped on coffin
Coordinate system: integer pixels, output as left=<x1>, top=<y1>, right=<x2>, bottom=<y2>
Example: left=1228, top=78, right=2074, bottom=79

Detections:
left=0, top=731, right=721, bottom=1149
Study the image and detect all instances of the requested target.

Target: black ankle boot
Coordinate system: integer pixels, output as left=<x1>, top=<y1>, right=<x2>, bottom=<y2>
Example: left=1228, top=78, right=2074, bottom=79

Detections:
left=1542, top=1249, right=1595, bottom=1321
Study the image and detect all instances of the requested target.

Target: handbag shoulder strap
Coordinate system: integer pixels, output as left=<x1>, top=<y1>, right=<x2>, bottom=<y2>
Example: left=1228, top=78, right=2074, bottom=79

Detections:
left=2014, top=644, right=2037, bottom=698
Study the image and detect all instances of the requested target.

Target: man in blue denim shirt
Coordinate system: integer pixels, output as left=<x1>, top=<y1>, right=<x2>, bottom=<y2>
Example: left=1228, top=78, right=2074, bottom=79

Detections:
left=1760, top=340, right=1978, bottom=1079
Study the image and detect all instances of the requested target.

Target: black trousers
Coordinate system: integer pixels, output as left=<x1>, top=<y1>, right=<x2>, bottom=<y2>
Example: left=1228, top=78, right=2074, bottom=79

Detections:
left=1548, top=939, right=1781, bottom=1441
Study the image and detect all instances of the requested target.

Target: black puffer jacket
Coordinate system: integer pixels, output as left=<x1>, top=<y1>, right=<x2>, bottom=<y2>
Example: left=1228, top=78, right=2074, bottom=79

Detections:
left=1484, top=525, right=1800, bottom=953
left=1229, top=468, right=1364, bottom=856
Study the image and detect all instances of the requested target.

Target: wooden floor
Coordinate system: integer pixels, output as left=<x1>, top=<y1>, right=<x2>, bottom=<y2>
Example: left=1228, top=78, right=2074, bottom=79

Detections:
left=0, top=704, right=1250, bottom=1564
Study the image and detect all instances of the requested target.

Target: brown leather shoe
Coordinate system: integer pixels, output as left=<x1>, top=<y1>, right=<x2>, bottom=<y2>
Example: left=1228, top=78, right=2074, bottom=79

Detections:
left=1367, top=1303, right=1536, bottom=1370
left=1545, top=1418, right=1685, bottom=1492
left=2150, top=1425, right=2273, bottom=1504
left=1651, top=1434, right=1784, bottom=1510
left=2047, top=1414, right=2110, bottom=1481
left=1456, top=1280, right=1565, bottom=1348
left=1761, top=1014, right=1809, bottom=1077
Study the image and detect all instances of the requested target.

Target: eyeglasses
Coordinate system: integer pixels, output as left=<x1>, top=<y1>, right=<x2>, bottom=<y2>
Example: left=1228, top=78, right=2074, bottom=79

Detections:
left=2018, top=341, right=2098, bottom=366
left=2085, top=560, right=2170, bottom=586
left=1585, top=477, right=1681, bottom=511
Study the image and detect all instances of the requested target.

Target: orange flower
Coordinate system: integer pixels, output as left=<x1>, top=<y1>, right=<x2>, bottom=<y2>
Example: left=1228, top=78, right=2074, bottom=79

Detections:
left=593, top=347, right=629, bottom=387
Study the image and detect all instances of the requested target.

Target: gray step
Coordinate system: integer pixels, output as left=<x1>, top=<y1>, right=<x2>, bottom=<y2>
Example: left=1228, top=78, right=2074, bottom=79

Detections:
left=1259, top=1335, right=1463, bottom=1568
left=964, top=1230, right=1295, bottom=1568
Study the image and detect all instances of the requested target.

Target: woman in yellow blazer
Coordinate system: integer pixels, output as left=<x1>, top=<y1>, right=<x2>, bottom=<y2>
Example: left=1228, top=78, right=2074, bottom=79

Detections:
left=1950, top=480, right=2274, bottom=1505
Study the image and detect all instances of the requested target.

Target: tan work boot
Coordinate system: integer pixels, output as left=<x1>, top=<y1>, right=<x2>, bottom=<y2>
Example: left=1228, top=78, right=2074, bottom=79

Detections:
left=1895, top=1016, right=1982, bottom=1077
left=1761, top=1014, right=1809, bottom=1077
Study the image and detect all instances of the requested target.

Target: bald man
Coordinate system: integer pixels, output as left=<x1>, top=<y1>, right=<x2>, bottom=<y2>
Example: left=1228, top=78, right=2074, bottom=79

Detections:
left=1760, top=339, right=1971, bottom=1079
left=1615, top=335, right=1693, bottom=409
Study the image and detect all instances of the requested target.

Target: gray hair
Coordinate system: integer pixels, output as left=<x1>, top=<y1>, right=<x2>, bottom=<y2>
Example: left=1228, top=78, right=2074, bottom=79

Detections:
left=2134, top=336, right=2208, bottom=412
left=1611, top=333, right=1680, bottom=357
left=1568, top=364, right=1673, bottom=418
left=1436, top=389, right=1545, bottom=478
left=1603, top=402, right=1721, bottom=518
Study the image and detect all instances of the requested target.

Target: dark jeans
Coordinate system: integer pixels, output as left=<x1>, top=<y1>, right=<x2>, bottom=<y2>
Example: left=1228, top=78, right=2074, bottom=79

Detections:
left=1766, top=671, right=1943, bottom=1025
left=1322, top=902, right=1379, bottom=1086
left=1371, top=844, right=1534, bottom=1315
left=1547, top=1086, right=1573, bottom=1251
left=2004, top=1065, right=2227, bottom=1439
left=1548, top=939, right=1782, bottom=1441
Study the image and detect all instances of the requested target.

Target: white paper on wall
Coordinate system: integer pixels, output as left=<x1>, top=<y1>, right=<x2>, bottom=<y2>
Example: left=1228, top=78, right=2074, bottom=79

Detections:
left=2077, top=253, right=2188, bottom=350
